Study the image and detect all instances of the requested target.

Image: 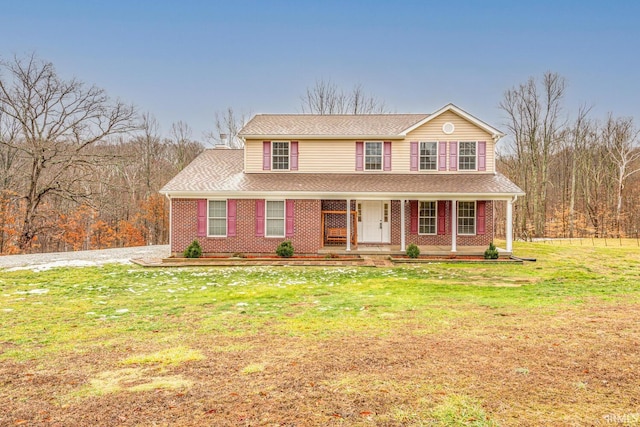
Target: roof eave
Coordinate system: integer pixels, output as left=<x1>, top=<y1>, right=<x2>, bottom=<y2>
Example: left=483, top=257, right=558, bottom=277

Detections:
left=238, top=134, right=405, bottom=140
left=160, top=190, right=525, bottom=200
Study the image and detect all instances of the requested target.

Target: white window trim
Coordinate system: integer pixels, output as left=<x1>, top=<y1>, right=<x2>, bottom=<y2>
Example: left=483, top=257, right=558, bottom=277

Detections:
left=364, top=141, right=383, bottom=171
left=265, top=199, right=286, bottom=238
left=271, top=141, right=290, bottom=171
left=419, top=141, right=438, bottom=171
left=457, top=201, right=476, bottom=236
left=207, top=199, right=227, bottom=237
left=418, top=200, right=437, bottom=235
left=458, top=141, right=478, bottom=171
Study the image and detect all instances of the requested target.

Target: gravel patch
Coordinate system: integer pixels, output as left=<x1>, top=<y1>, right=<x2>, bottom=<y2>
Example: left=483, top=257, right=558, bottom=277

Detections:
left=0, top=245, right=170, bottom=270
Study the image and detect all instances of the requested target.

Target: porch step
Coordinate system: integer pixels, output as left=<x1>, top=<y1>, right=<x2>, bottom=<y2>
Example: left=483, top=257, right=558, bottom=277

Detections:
left=361, top=255, right=393, bottom=268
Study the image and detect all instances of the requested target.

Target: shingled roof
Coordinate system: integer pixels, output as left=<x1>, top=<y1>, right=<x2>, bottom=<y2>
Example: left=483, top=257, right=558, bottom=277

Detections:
left=160, top=149, right=524, bottom=198
left=238, top=114, right=429, bottom=138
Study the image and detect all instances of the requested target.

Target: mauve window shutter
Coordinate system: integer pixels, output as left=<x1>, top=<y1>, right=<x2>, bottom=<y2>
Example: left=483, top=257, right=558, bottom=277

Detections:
left=197, top=199, right=207, bottom=237
left=355, top=141, right=364, bottom=171
left=410, top=200, right=418, bottom=234
left=437, top=200, right=446, bottom=235
left=439, top=141, right=447, bottom=171
left=478, top=141, right=486, bottom=171
left=449, top=141, right=458, bottom=171
left=255, top=200, right=265, bottom=237
left=447, top=201, right=452, bottom=233
left=384, top=141, right=392, bottom=171
left=410, top=141, right=418, bottom=171
left=227, top=199, right=237, bottom=237
left=290, top=141, right=299, bottom=171
left=477, top=201, right=486, bottom=235
left=262, top=141, right=271, bottom=170
left=286, top=199, right=295, bottom=237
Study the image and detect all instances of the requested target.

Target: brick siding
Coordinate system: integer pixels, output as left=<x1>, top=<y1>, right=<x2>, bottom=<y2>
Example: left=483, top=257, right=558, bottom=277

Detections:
left=171, top=198, right=495, bottom=255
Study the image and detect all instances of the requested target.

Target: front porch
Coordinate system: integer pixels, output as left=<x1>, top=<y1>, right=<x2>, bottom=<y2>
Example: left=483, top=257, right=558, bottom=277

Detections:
left=318, top=244, right=512, bottom=257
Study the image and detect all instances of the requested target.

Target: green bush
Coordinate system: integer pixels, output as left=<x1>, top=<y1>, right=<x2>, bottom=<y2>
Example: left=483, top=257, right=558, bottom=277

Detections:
left=484, top=241, right=499, bottom=259
left=276, top=240, right=294, bottom=258
left=406, top=243, right=420, bottom=258
left=183, top=240, right=203, bottom=258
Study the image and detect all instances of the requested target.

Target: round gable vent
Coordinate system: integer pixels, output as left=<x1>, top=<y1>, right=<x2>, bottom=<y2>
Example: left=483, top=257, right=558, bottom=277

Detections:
left=442, top=122, right=455, bottom=134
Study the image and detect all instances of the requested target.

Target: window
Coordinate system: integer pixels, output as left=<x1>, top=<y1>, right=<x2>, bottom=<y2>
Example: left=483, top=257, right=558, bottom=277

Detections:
left=419, top=142, right=437, bottom=171
left=459, top=141, right=477, bottom=170
left=208, top=200, right=227, bottom=236
left=272, top=141, right=289, bottom=170
left=458, top=201, right=476, bottom=235
left=365, top=142, right=382, bottom=170
left=383, top=202, right=389, bottom=222
left=419, top=201, right=436, bottom=234
left=266, top=200, right=285, bottom=237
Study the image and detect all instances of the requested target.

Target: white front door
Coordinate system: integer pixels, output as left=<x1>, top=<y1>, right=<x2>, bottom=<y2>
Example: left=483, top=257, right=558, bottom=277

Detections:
left=357, top=200, right=391, bottom=243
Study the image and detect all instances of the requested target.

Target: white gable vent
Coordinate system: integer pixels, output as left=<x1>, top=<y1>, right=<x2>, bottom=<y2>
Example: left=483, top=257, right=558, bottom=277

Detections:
left=442, top=122, right=455, bottom=134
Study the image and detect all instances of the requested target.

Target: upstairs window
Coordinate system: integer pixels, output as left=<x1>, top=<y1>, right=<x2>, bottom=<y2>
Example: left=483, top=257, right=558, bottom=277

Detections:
left=419, top=142, right=438, bottom=171
left=459, top=141, right=477, bottom=170
left=272, top=142, right=290, bottom=170
left=419, top=201, right=436, bottom=234
left=208, top=200, right=227, bottom=237
left=458, top=201, right=476, bottom=235
left=365, top=142, right=382, bottom=170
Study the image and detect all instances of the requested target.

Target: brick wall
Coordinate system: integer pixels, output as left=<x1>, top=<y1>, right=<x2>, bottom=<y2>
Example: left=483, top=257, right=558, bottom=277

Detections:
left=171, top=199, right=322, bottom=255
left=399, top=200, right=494, bottom=247
left=171, top=198, right=495, bottom=255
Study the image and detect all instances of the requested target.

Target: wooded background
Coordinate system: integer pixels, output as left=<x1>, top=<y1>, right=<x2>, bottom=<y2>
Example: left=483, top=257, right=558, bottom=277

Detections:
left=1, top=57, right=638, bottom=254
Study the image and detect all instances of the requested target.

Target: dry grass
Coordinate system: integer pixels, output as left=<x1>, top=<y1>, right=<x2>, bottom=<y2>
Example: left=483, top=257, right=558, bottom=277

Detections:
left=1, top=241, right=639, bottom=426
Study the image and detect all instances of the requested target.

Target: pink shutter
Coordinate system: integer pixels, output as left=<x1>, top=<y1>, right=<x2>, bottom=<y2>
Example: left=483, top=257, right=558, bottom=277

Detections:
left=478, top=141, right=486, bottom=171
left=227, top=199, right=237, bottom=237
left=286, top=199, right=295, bottom=237
left=477, top=201, right=486, bottom=235
left=262, top=141, right=271, bottom=170
left=447, top=201, right=452, bottom=233
left=355, top=141, right=364, bottom=171
left=255, top=200, right=265, bottom=237
left=439, top=141, right=447, bottom=171
left=437, top=201, right=446, bottom=235
left=410, top=200, right=418, bottom=234
left=197, top=199, right=207, bottom=237
left=410, top=141, right=418, bottom=171
left=383, top=141, right=392, bottom=171
left=290, top=141, right=298, bottom=171
left=449, top=141, right=457, bottom=171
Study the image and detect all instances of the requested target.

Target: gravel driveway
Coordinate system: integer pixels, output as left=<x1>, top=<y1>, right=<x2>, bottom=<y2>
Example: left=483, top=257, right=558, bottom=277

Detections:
left=0, top=245, right=170, bottom=270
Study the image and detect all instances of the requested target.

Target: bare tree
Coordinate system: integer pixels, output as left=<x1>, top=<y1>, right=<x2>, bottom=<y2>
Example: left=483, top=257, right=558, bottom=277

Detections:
left=301, top=79, right=387, bottom=114
left=0, top=54, right=136, bottom=250
left=500, top=72, right=566, bottom=237
left=204, top=107, right=249, bottom=148
left=602, top=114, right=640, bottom=235
left=169, top=120, right=202, bottom=171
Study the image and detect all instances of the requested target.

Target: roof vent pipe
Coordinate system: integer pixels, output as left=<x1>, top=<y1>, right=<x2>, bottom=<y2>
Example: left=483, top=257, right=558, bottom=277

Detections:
left=216, top=133, right=229, bottom=149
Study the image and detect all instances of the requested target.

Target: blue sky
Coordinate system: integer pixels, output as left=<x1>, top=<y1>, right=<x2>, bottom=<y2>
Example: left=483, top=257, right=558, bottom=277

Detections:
left=2, top=0, right=639, bottom=140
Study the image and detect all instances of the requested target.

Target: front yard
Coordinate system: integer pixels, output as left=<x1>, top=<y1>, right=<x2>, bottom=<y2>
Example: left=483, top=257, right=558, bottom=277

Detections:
left=1, top=241, right=639, bottom=426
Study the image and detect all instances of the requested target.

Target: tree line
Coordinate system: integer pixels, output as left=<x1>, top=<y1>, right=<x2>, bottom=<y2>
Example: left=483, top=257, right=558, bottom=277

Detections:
left=1, top=55, right=638, bottom=254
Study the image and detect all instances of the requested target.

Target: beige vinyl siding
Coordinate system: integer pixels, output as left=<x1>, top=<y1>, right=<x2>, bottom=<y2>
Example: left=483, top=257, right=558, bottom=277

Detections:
left=405, top=110, right=495, bottom=173
left=246, top=138, right=404, bottom=173
left=244, top=110, right=497, bottom=173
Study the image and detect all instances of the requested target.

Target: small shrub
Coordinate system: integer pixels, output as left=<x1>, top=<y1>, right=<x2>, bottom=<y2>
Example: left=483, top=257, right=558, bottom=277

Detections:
left=484, top=241, right=499, bottom=259
left=276, top=240, right=294, bottom=258
left=406, top=244, right=420, bottom=258
left=183, top=240, right=202, bottom=258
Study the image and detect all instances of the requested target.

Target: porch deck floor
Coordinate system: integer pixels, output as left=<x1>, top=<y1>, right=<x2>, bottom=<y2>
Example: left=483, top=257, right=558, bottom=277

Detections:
left=319, top=245, right=511, bottom=257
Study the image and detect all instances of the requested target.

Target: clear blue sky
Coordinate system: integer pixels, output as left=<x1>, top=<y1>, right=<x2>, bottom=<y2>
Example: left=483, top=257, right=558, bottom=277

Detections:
left=3, top=0, right=639, bottom=141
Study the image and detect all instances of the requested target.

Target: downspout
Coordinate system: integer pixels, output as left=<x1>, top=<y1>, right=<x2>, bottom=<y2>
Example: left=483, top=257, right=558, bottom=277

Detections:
left=164, top=194, right=172, bottom=254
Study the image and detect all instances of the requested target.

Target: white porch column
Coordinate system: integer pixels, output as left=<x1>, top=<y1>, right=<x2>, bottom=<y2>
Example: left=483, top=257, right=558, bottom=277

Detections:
left=346, top=198, right=351, bottom=252
left=450, top=200, right=457, bottom=253
left=506, top=198, right=513, bottom=252
left=400, top=199, right=406, bottom=252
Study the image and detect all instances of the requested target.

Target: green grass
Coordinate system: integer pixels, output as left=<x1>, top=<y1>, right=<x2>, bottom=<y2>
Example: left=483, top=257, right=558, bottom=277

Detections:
left=1, top=240, right=639, bottom=425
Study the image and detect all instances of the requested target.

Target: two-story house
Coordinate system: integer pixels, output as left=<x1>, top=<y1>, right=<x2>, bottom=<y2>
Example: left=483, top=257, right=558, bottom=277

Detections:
left=160, top=104, right=524, bottom=256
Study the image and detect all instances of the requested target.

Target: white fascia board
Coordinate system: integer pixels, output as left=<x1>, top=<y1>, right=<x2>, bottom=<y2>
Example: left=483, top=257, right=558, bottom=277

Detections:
left=239, top=134, right=404, bottom=140
left=400, top=103, right=506, bottom=138
left=160, top=190, right=523, bottom=201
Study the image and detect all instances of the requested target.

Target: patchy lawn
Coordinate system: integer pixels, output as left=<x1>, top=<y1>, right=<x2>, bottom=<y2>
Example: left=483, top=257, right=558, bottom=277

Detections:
left=1, top=241, right=639, bottom=426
